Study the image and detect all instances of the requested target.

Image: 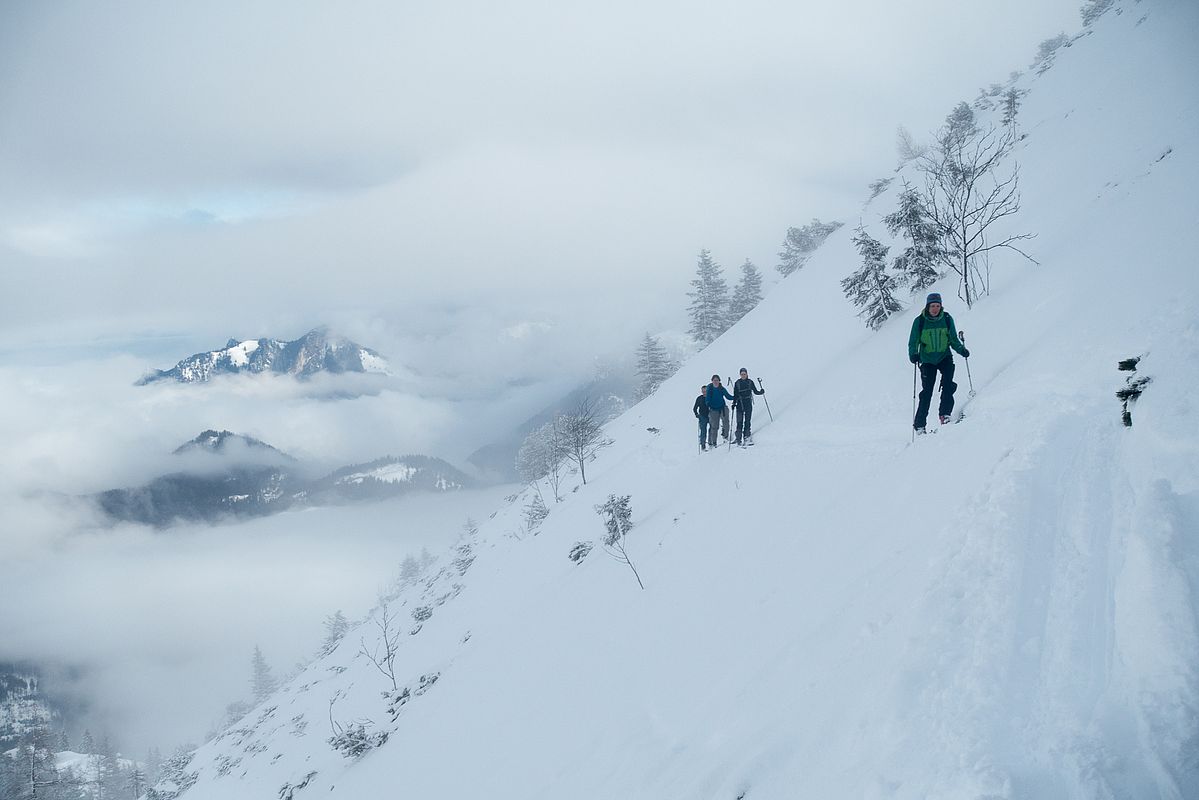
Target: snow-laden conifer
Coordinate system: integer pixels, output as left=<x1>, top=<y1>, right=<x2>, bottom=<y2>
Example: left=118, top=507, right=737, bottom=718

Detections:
left=841, top=227, right=902, bottom=330
left=883, top=184, right=943, bottom=293
left=727, top=260, right=764, bottom=324
left=776, top=219, right=843, bottom=276
left=250, top=645, right=277, bottom=703
left=686, top=250, right=730, bottom=345
left=633, top=333, right=676, bottom=401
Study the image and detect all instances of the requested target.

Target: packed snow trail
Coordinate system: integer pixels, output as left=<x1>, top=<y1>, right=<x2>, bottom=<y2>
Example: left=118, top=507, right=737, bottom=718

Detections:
left=173, top=4, right=1198, bottom=798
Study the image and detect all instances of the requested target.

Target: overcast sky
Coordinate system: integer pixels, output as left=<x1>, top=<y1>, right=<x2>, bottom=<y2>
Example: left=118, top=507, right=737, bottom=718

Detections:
left=1, top=0, right=1085, bottom=756
left=1, top=0, right=1081, bottom=355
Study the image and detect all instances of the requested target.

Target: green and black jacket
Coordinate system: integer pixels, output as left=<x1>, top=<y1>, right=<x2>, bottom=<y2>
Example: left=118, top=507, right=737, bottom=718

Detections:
left=908, top=310, right=967, bottom=365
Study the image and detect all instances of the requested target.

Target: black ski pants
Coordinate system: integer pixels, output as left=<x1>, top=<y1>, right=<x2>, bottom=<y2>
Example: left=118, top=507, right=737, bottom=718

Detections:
left=734, top=402, right=754, bottom=440
left=914, top=357, right=957, bottom=429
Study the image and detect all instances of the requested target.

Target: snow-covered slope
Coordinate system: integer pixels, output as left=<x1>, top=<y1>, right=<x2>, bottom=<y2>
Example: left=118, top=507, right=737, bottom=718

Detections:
left=171, top=4, right=1198, bottom=798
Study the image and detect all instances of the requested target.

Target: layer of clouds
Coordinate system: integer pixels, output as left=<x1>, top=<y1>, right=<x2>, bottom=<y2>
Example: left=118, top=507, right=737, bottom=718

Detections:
left=2, top=486, right=514, bottom=753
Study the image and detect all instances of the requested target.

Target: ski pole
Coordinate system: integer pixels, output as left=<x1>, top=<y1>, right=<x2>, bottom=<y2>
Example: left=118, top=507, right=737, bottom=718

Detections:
left=726, top=377, right=734, bottom=451
left=911, top=362, right=918, bottom=442
left=960, top=331, right=976, bottom=397
left=757, top=378, right=774, bottom=422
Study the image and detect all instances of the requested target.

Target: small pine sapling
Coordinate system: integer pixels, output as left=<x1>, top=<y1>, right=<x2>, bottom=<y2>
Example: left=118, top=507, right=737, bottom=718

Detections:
left=595, top=494, right=643, bottom=589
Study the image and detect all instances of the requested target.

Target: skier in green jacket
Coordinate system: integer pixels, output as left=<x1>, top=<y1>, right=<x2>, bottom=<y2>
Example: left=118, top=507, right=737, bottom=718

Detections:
left=908, top=292, right=970, bottom=432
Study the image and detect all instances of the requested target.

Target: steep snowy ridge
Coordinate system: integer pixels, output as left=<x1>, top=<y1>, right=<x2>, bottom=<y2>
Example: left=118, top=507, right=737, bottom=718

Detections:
left=172, top=5, right=1198, bottom=798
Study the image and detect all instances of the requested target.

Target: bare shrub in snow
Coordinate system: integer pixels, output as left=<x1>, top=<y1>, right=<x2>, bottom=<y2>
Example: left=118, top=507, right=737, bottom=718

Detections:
left=558, top=399, right=613, bottom=486
left=916, top=116, right=1035, bottom=307
left=359, top=601, right=401, bottom=691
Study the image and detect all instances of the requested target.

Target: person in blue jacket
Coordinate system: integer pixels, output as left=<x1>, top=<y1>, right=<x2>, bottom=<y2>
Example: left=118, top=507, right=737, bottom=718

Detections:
left=704, top=374, right=735, bottom=448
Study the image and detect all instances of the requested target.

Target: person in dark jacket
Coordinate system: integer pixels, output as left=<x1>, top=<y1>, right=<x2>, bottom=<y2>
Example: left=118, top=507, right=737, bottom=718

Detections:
left=731, top=367, right=765, bottom=445
left=693, top=386, right=710, bottom=451
left=907, top=292, right=970, bottom=432
left=704, top=374, right=735, bottom=447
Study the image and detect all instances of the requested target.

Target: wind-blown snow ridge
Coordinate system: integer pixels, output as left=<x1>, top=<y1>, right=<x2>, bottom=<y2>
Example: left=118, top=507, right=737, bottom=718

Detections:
left=171, top=5, right=1198, bottom=798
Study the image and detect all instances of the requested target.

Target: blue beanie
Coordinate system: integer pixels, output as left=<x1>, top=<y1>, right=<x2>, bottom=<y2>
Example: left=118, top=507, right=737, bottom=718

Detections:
left=926, top=292, right=942, bottom=306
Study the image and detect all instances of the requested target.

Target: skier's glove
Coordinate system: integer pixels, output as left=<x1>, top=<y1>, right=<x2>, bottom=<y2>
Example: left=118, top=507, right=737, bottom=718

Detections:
left=909, top=353, right=919, bottom=364
left=961, top=348, right=971, bottom=358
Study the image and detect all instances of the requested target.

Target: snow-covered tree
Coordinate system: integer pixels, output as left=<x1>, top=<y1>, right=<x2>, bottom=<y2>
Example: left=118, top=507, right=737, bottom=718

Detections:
left=727, top=260, right=764, bottom=324
left=896, top=125, right=927, bottom=164
left=868, top=177, right=893, bottom=200
left=633, top=333, right=675, bottom=401
left=250, top=646, right=276, bottom=703
left=916, top=122, right=1035, bottom=307
left=127, top=765, right=147, bottom=798
left=145, top=746, right=197, bottom=800
left=516, top=419, right=567, bottom=502
left=320, top=611, right=349, bottom=655
left=3, top=726, right=62, bottom=800
left=686, top=249, right=730, bottom=345
left=1001, top=87, right=1022, bottom=133
left=776, top=219, right=843, bottom=276
left=523, top=493, right=549, bottom=533
left=80, top=729, right=96, bottom=756
left=943, top=101, right=979, bottom=149
left=596, top=494, right=642, bottom=590
left=841, top=227, right=902, bottom=330
left=557, top=399, right=613, bottom=486
left=144, top=747, right=163, bottom=786
left=1032, top=33, right=1069, bottom=73
left=1081, top=0, right=1114, bottom=27
left=883, top=184, right=943, bottom=293
left=92, top=733, right=121, bottom=799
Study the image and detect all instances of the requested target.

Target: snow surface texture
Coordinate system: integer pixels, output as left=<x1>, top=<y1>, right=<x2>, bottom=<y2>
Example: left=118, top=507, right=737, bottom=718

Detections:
left=173, top=5, right=1198, bottom=799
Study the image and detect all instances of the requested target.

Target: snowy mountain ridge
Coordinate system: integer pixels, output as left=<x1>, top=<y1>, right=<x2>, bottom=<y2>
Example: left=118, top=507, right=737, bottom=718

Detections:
left=97, top=433, right=473, bottom=527
left=167, top=4, right=1198, bottom=798
left=136, top=327, right=390, bottom=385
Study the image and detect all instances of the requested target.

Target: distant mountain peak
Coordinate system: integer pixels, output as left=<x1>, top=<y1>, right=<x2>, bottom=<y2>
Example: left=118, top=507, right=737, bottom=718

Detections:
left=172, top=429, right=294, bottom=460
left=137, top=328, right=391, bottom=385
